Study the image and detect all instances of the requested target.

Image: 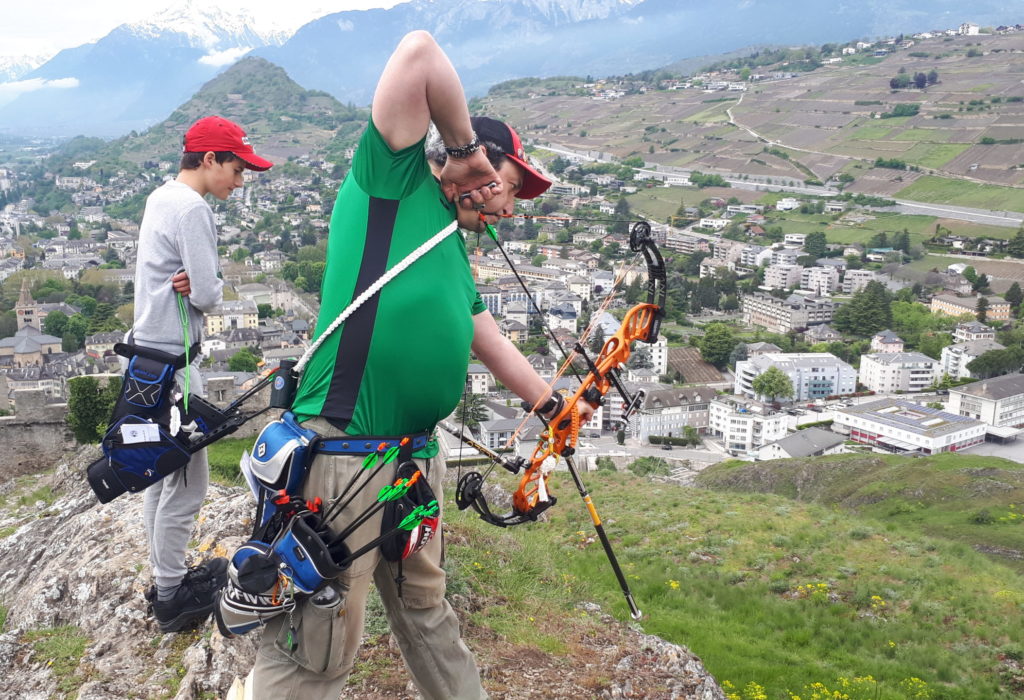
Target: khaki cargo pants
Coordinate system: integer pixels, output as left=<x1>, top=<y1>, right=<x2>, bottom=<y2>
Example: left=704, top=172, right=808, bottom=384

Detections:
left=251, top=418, right=488, bottom=700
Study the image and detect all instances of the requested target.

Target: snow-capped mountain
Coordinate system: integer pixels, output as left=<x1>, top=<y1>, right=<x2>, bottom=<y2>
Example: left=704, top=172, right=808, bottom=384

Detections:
left=122, top=0, right=290, bottom=49
left=0, top=0, right=284, bottom=137
left=0, top=54, right=52, bottom=82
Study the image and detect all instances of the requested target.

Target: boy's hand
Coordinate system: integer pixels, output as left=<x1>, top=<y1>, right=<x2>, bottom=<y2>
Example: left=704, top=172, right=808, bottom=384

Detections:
left=440, top=148, right=502, bottom=211
left=171, top=271, right=191, bottom=296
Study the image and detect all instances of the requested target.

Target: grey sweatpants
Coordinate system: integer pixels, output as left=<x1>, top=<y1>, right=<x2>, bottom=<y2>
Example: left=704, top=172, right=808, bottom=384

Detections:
left=143, top=365, right=209, bottom=590
left=251, top=417, right=488, bottom=700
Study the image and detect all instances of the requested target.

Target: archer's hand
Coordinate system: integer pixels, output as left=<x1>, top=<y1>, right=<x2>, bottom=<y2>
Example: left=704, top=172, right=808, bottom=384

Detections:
left=171, top=271, right=191, bottom=296
left=440, top=148, right=503, bottom=211
left=577, top=401, right=596, bottom=426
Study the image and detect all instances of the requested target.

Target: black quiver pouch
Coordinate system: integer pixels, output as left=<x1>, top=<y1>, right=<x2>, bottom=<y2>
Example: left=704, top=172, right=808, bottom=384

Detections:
left=86, top=341, right=198, bottom=503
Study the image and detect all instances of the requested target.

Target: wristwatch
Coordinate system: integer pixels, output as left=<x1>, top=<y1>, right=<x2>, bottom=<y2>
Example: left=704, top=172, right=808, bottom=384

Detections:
left=445, top=134, right=481, bottom=159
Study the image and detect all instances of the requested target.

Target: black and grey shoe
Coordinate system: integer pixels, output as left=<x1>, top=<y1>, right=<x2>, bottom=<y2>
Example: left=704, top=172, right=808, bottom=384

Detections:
left=152, top=558, right=229, bottom=633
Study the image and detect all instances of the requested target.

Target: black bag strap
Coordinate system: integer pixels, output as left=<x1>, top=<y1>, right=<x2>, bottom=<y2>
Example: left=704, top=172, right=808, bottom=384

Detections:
left=114, top=341, right=200, bottom=369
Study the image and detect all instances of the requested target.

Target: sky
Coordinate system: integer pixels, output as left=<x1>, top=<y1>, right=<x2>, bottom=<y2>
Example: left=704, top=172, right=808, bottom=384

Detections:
left=0, top=0, right=400, bottom=58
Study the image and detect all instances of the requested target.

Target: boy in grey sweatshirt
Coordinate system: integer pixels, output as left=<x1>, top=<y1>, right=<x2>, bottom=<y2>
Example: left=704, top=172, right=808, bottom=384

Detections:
left=135, top=115, right=272, bottom=632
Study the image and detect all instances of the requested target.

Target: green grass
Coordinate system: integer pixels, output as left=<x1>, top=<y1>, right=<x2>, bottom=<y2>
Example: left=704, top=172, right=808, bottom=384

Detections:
left=205, top=437, right=250, bottom=486
left=896, top=175, right=1024, bottom=213
left=443, top=458, right=1024, bottom=700
left=890, top=129, right=949, bottom=143
left=902, top=142, right=972, bottom=169
left=851, top=125, right=894, bottom=140
left=23, top=626, right=91, bottom=696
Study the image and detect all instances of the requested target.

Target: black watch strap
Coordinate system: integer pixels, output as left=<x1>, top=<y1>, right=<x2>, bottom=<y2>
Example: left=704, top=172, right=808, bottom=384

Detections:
left=445, top=134, right=481, bottom=159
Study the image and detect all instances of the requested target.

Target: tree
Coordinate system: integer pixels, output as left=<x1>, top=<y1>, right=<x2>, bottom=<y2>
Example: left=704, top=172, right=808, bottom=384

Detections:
left=804, top=232, right=827, bottom=259
left=966, top=346, right=1024, bottom=379
left=728, top=341, right=748, bottom=368
left=43, top=310, right=69, bottom=337
left=914, top=72, right=927, bottom=89
left=628, top=346, right=653, bottom=370
left=698, top=323, right=735, bottom=369
left=455, top=391, right=489, bottom=431
left=611, top=198, right=632, bottom=235
left=67, top=375, right=119, bottom=443
left=927, top=69, right=939, bottom=85
left=1005, top=282, right=1023, bottom=311
left=228, top=348, right=259, bottom=372
left=832, top=281, right=893, bottom=337
left=976, top=296, right=989, bottom=323
left=1008, top=230, right=1024, bottom=259
left=752, top=366, right=794, bottom=403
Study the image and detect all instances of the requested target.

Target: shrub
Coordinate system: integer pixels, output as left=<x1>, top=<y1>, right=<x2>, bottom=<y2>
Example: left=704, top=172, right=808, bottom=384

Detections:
left=627, top=457, right=672, bottom=477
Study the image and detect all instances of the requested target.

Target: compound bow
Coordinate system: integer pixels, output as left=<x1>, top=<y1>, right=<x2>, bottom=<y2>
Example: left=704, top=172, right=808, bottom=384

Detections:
left=454, top=220, right=666, bottom=620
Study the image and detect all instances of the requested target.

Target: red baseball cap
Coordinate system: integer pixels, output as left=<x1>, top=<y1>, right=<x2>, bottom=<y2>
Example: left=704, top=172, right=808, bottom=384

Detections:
left=183, top=115, right=273, bottom=171
left=471, top=116, right=551, bottom=199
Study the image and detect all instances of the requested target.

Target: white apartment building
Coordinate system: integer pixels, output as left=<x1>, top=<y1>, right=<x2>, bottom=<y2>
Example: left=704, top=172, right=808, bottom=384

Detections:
left=834, top=399, right=986, bottom=455
left=800, top=266, right=840, bottom=295
left=784, top=233, right=806, bottom=245
left=940, top=339, right=1005, bottom=380
left=858, top=352, right=939, bottom=393
left=741, top=294, right=837, bottom=334
left=948, top=374, right=1024, bottom=429
left=764, top=264, right=802, bottom=290
left=841, top=269, right=877, bottom=294
left=708, top=395, right=789, bottom=455
left=699, top=217, right=731, bottom=231
left=770, top=248, right=802, bottom=266
left=735, top=352, right=857, bottom=402
left=953, top=321, right=996, bottom=343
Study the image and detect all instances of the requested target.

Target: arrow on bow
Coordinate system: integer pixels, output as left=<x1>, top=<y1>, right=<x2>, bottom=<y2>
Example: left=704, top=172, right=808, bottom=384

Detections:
left=455, top=219, right=666, bottom=620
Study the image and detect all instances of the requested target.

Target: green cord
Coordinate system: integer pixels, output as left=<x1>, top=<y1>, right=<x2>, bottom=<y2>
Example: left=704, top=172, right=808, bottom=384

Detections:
left=176, top=292, right=190, bottom=413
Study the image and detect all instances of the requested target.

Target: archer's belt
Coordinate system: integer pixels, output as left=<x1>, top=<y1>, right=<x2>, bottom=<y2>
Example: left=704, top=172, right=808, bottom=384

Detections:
left=317, top=432, right=430, bottom=456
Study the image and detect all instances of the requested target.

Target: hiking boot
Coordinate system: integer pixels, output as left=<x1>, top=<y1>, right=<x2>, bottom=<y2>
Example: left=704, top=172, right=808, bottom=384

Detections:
left=152, top=558, right=229, bottom=633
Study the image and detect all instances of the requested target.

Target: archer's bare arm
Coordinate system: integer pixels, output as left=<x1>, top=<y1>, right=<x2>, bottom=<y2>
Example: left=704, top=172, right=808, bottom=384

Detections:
left=371, top=30, right=500, bottom=208
left=472, top=311, right=596, bottom=423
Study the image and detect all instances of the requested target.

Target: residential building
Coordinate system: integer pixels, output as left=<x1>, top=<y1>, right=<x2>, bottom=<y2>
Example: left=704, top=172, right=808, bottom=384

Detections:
left=467, top=363, right=494, bottom=394
left=770, top=248, right=802, bottom=266
left=940, top=339, right=1005, bottom=380
left=735, top=352, right=857, bottom=401
left=870, top=330, right=904, bottom=353
left=802, top=324, right=842, bottom=344
left=739, top=244, right=772, bottom=268
left=764, top=264, right=802, bottom=290
left=953, top=321, right=996, bottom=343
left=204, top=300, right=259, bottom=336
left=930, top=294, right=1011, bottom=321
left=699, top=217, right=730, bottom=231
left=775, top=197, right=801, bottom=211
left=756, top=427, right=845, bottom=461
left=784, top=233, right=806, bottom=245
left=842, top=269, right=876, bottom=294
left=499, top=319, right=528, bottom=344
left=741, top=293, right=836, bottom=334
left=800, top=266, right=840, bottom=295
left=834, top=399, right=986, bottom=454
left=746, top=341, right=782, bottom=357
left=948, top=374, right=1024, bottom=428
left=630, top=386, right=717, bottom=442
left=708, top=395, right=788, bottom=455
left=858, top=352, right=939, bottom=393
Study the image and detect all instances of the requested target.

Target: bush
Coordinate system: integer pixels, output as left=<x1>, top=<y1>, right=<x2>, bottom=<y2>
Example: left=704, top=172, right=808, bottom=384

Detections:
left=627, top=457, right=672, bottom=477
left=970, top=509, right=995, bottom=525
left=595, top=456, right=617, bottom=472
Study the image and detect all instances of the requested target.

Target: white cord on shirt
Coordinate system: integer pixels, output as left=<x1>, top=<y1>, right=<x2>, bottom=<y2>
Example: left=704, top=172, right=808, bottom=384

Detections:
left=294, top=219, right=461, bottom=375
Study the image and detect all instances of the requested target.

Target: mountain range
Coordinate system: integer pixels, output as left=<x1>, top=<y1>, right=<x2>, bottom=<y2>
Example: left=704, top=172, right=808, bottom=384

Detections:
left=0, top=0, right=1017, bottom=138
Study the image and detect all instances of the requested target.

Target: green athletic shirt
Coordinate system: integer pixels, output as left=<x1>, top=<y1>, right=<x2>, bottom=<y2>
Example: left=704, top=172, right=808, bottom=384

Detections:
left=291, top=119, right=486, bottom=456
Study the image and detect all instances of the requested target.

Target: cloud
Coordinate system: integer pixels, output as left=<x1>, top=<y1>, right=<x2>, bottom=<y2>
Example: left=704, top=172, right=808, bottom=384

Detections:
left=0, top=76, right=79, bottom=106
left=335, top=19, right=355, bottom=31
left=198, top=46, right=251, bottom=67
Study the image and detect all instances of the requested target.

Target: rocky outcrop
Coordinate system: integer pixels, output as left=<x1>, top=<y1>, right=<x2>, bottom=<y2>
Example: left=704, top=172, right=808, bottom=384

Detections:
left=0, top=448, right=725, bottom=700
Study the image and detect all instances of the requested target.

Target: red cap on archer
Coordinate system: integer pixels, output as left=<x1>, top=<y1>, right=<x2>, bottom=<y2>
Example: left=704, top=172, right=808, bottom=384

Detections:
left=183, top=115, right=274, bottom=171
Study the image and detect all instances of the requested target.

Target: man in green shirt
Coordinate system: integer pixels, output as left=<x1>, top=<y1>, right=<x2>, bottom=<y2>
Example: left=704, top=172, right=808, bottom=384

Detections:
left=252, top=31, right=593, bottom=699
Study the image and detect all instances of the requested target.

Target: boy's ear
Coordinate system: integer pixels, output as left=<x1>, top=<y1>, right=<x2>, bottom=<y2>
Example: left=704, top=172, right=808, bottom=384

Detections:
left=202, top=151, right=217, bottom=167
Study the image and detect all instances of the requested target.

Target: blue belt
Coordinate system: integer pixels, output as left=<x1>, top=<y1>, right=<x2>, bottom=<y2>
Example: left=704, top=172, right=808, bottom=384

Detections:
left=317, top=432, right=430, bottom=456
